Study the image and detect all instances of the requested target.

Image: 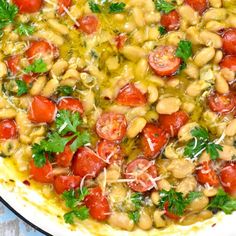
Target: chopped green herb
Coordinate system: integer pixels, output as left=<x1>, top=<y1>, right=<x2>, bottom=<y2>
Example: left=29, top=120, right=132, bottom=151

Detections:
left=64, top=206, right=89, bottom=224
left=15, top=79, right=28, bottom=96
left=154, top=0, right=175, bottom=14
left=176, top=40, right=192, bottom=62
left=89, top=0, right=101, bottom=13
left=128, top=210, right=140, bottom=223
left=158, top=26, right=167, bottom=35
left=24, top=59, right=47, bottom=73
left=109, top=2, right=126, bottom=13
left=130, top=192, right=143, bottom=209
left=15, top=23, right=35, bottom=36
left=57, top=86, right=73, bottom=96
left=31, top=143, right=46, bottom=168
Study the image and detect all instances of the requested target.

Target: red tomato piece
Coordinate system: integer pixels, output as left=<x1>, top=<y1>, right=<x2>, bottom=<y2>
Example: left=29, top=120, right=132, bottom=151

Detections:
left=116, top=83, right=147, bottom=107
left=57, top=0, right=72, bottom=15
left=185, top=0, right=208, bottom=14
left=22, top=74, right=36, bottom=84
left=141, top=123, right=168, bottom=158
left=29, top=160, right=54, bottom=183
left=57, top=97, right=84, bottom=114
left=148, top=46, right=181, bottom=77
left=84, top=187, right=110, bottom=221
left=220, top=55, right=236, bottom=72
left=160, top=10, right=180, bottom=31
left=0, top=119, right=18, bottom=140
left=77, top=15, right=99, bottom=34
left=96, top=112, right=127, bottom=141
left=196, top=161, right=219, bottom=187
left=219, top=162, right=236, bottom=197
left=115, top=33, right=127, bottom=50
left=222, top=28, right=236, bottom=55
left=13, top=0, right=42, bottom=13
left=158, top=111, right=189, bottom=137
left=6, top=55, right=21, bottom=75
left=55, top=142, right=74, bottom=167
left=164, top=202, right=180, bottom=220
left=97, top=140, right=123, bottom=165
left=72, top=147, right=107, bottom=178
left=208, top=92, right=235, bottom=114
left=53, top=175, right=81, bottom=194
left=28, top=96, right=57, bottom=123
left=125, top=158, right=158, bottom=192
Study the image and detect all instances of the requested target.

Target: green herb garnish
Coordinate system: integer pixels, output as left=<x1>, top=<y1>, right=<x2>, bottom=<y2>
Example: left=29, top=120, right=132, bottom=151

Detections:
left=57, top=86, right=73, bottom=96
left=24, top=59, right=47, bottom=73
left=128, top=193, right=143, bottom=223
left=176, top=40, right=192, bottom=62
left=15, top=79, right=28, bottom=96
left=154, top=0, right=175, bottom=14
left=15, top=23, right=35, bottom=36
left=158, top=26, right=167, bottom=35
left=109, top=2, right=126, bottom=13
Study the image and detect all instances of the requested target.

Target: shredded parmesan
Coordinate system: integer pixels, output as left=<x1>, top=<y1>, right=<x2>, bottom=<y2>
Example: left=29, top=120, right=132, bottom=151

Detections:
left=62, top=5, right=80, bottom=27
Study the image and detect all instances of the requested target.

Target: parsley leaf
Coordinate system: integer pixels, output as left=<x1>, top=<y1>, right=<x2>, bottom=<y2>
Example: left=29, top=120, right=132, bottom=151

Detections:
left=176, top=40, right=192, bottom=62
left=57, top=86, right=73, bottom=96
left=70, top=131, right=90, bottom=152
left=15, top=23, right=35, bottom=36
left=129, top=193, right=143, bottom=223
left=154, top=0, right=175, bottom=14
left=206, top=143, right=223, bottom=160
left=208, top=189, right=236, bottom=214
left=32, top=143, right=46, bottom=168
left=128, top=210, right=140, bottom=223
left=24, top=59, right=47, bottom=73
left=15, top=79, right=28, bottom=96
left=64, top=206, right=89, bottom=224
left=89, top=0, right=101, bottom=13
left=158, top=26, right=167, bottom=35
left=109, top=2, right=126, bottom=13
left=186, top=191, right=202, bottom=203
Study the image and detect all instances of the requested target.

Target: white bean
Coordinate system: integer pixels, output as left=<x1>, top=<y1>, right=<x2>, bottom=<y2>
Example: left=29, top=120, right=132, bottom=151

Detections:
left=108, top=212, right=134, bottom=231
left=156, top=97, right=181, bottom=115
left=127, top=117, right=147, bottom=138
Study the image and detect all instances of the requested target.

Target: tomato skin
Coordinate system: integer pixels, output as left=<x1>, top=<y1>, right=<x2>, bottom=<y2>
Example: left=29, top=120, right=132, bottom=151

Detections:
left=77, top=15, right=99, bottom=34
left=72, top=147, right=107, bottom=178
left=22, top=74, right=36, bottom=84
left=125, top=158, right=158, bottom=192
left=96, top=112, right=127, bottom=142
left=29, top=160, right=54, bottom=183
left=196, top=161, right=219, bottom=187
left=148, top=46, right=181, bottom=77
left=28, top=96, right=57, bottom=123
left=158, top=111, right=189, bottom=137
left=97, top=140, right=123, bottom=165
left=84, top=187, right=110, bottom=221
left=220, top=55, right=236, bottom=72
left=160, top=10, right=180, bottom=31
left=6, top=55, right=21, bottom=75
left=164, top=202, right=180, bottom=220
left=13, top=0, right=42, bottom=13
left=53, top=175, right=81, bottom=194
left=185, top=0, right=208, bottom=14
left=141, top=123, right=168, bottom=158
left=55, top=142, right=74, bottom=167
left=57, top=97, right=84, bottom=114
left=222, top=28, right=236, bottom=55
left=58, top=0, right=72, bottom=15
left=208, top=92, right=235, bottom=114
left=0, top=119, right=18, bottom=140
left=219, top=163, right=236, bottom=197
left=115, top=33, right=127, bottom=49
left=116, top=83, right=147, bottom=107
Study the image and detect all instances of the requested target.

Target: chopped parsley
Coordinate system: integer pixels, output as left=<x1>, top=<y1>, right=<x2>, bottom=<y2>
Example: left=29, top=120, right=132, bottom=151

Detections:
left=15, top=23, right=35, bottom=36
left=128, top=210, right=140, bottom=223
left=158, top=26, right=167, bottom=35
left=176, top=40, right=192, bottom=62
left=128, top=193, right=143, bottom=223
left=88, top=1, right=101, bottom=13
left=57, top=85, right=73, bottom=96
left=184, top=127, right=223, bottom=160
left=24, top=59, right=47, bottom=74
left=109, top=2, right=126, bottom=13
left=154, top=0, right=175, bottom=14
left=15, top=79, right=28, bottom=96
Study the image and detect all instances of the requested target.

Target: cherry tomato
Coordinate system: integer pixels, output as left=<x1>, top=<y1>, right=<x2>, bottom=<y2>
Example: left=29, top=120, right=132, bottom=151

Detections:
left=55, top=142, right=74, bottom=167
left=26, top=41, right=58, bottom=63
left=28, top=96, right=57, bottom=123
left=116, top=83, right=147, bottom=107
left=196, top=161, right=219, bottom=187
left=96, top=112, right=127, bottom=141
left=6, top=55, right=21, bottom=75
left=84, top=187, right=110, bottom=221
left=57, top=97, right=84, bottom=114
left=0, top=119, right=18, bottom=140
left=97, top=140, right=123, bottom=165
left=77, top=15, right=99, bottom=34
left=53, top=175, right=81, bottom=194
left=208, top=92, right=235, bottom=114
left=141, top=123, right=168, bottom=158
left=185, top=0, right=208, bottom=14
left=160, top=10, right=180, bottom=31
left=13, top=0, right=42, bottom=13
left=57, top=0, right=72, bottom=15
left=72, top=147, right=107, bottom=178
left=148, top=46, right=181, bottom=77
left=158, top=111, right=189, bottom=137
left=124, top=158, right=158, bottom=192
left=219, top=162, right=236, bottom=197
left=115, top=33, right=127, bottom=50
left=220, top=55, right=236, bottom=72
left=29, top=160, right=53, bottom=183
left=164, top=202, right=180, bottom=220
left=22, top=74, right=36, bottom=84
left=222, top=28, right=236, bottom=55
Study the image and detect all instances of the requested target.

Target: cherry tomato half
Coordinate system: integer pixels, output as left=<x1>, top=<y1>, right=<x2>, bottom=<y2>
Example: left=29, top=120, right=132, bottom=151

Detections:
left=115, top=33, right=127, bottom=50
left=160, top=10, right=180, bottom=31
left=57, top=0, right=72, bottom=15
left=158, top=111, right=189, bottom=137
left=222, top=28, right=236, bottom=55
left=185, top=0, right=208, bottom=14
left=72, top=147, right=107, bottom=178
left=77, top=15, right=99, bottom=34
left=96, top=112, right=127, bottom=142
left=164, top=202, right=180, bottom=220
left=13, top=0, right=42, bottom=13
left=28, top=96, right=57, bottom=123
left=55, top=142, right=74, bottom=167
left=196, top=161, right=219, bottom=187
left=0, top=119, right=18, bottom=140
left=57, top=97, right=84, bottom=114
left=219, top=162, right=236, bottom=197
left=6, top=55, right=21, bottom=75
left=148, top=46, right=181, bottom=77
left=141, top=123, right=168, bottom=158
left=220, top=55, right=236, bottom=72
left=125, top=158, right=158, bottom=192
left=116, top=83, right=147, bottom=107
left=22, top=74, right=36, bottom=85
left=84, top=187, right=110, bottom=221
left=53, top=175, right=81, bottom=194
